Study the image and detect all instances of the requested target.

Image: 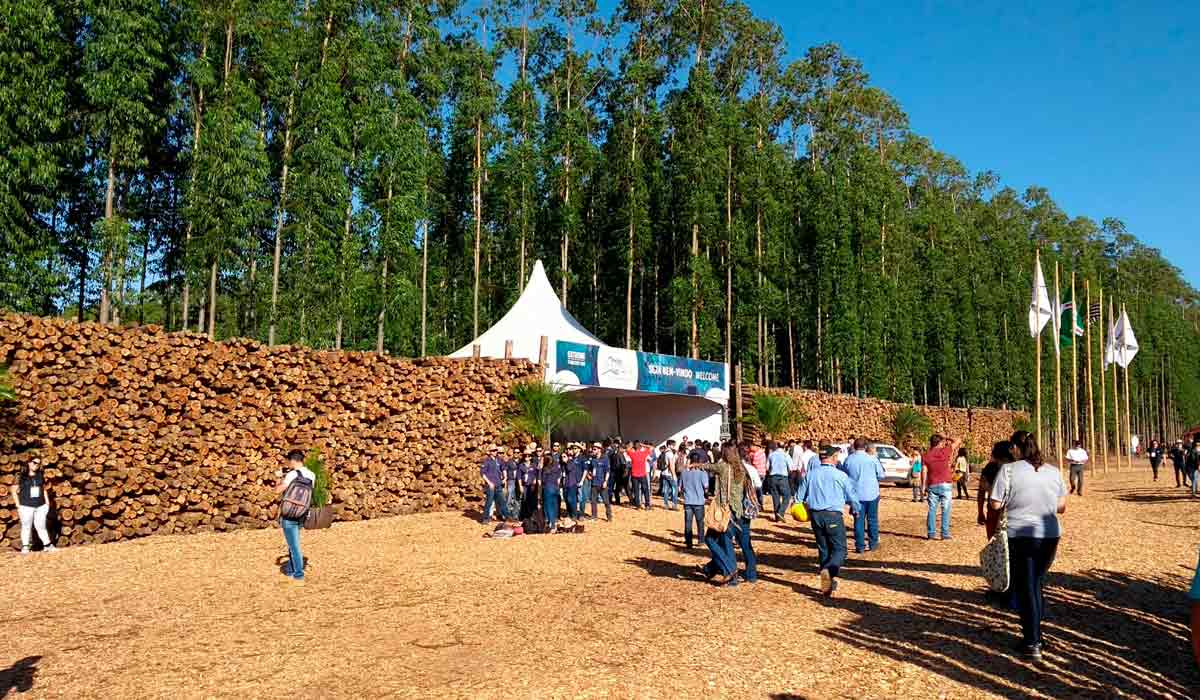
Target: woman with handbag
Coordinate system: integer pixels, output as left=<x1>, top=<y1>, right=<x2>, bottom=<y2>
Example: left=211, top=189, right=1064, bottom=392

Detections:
left=696, top=444, right=739, bottom=587
left=988, top=431, right=1066, bottom=662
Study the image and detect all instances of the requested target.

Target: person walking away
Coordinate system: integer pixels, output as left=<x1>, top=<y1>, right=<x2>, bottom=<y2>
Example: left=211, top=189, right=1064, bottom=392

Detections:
left=588, top=443, right=612, bottom=521
left=275, top=450, right=315, bottom=582
left=695, top=445, right=746, bottom=586
left=765, top=441, right=793, bottom=521
left=1146, top=440, right=1164, bottom=482
left=840, top=438, right=884, bottom=553
left=791, top=440, right=815, bottom=500
left=797, top=444, right=861, bottom=597
left=922, top=434, right=962, bottom=540
left=480, top=444, right=510, bottom=524
left=629, top=441, right=652, bottom=510
left=977, top=441, right=1018, bottom=538
left=11, top=455, right=56, bottom=554
left=542, top=453, right=564, bottom=532
left=564, top=445, right=586, bottom=519
left=989, top=432, right=1066, bottom=661
left=751, top=444, right=768, bottom=507
left=1065, top=440, right=1090, bottom=496
left=1187, top=441, right=1200, bottom=498
left=679, top=463, right=709, bottom=548
left=1170, top=440, right=1188, bottom=487
left=908, top=450, right=923, bottom=502
left=724, top=443, right=759, bottom=584
left=955, top=448, right=971, bottom=499
left=660, top=440, right=679, bottom=510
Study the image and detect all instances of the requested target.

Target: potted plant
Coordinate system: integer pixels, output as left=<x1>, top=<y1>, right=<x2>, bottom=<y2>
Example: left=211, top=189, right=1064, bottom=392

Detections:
left=504, top=380, right=590, bottom=446
left=304, top=448, right=334, bottom=529
left=891, top=405, right=933, bottom=452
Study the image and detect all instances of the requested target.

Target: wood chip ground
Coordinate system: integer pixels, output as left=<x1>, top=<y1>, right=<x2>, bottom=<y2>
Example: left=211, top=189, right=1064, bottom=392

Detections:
left=2, top=465, right=1197, bottom=699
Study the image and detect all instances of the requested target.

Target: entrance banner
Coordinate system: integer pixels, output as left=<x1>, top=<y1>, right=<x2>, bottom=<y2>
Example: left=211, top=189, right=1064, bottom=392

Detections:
left=554, top=341, right=727, bottom=399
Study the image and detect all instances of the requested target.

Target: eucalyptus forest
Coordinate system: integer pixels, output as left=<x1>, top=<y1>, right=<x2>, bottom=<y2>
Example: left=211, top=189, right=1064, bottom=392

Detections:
left=2, top=0, right=1197, bottom=438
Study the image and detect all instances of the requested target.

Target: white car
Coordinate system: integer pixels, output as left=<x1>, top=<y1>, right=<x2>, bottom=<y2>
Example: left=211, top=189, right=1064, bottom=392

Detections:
left=834, top=442, right=912, bottom=486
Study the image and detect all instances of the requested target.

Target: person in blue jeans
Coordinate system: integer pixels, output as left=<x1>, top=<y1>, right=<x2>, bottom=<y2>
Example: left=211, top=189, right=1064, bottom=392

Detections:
left=564, top=445, right=585, bottom=519
left=480, top=445, right=510, bottom=523
left=679, top=463, right=709, bottom=548
left=275, top=449, right=316, bottom=582
left=921, top=434, right=962, bottom=540
left=797, top=444, right=860, bottom=597
left=542, top=453, right=564, bottom=532
left=840, top=438, right=885, bottom=553
left=660, top=440, right=679, bottom=509
left=588, top=443, right=612, bottom=521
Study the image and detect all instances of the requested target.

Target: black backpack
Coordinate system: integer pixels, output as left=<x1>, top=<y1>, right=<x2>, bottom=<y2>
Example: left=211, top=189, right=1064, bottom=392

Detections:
left=280, top=473, right=314, bottom=522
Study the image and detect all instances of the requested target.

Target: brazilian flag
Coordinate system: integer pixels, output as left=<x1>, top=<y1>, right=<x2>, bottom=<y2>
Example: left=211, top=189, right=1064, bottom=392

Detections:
left=1059, top=300, right=1083, bottom=349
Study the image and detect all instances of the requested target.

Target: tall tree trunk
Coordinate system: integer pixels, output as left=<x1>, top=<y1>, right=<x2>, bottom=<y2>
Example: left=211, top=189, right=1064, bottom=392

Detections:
left=138, top=230, right=149, bottom=323
left=207, top=260, right=217, bottom=339
left=690, top=222, right=699, bottom=359
left=725, top=144, right=732, bottom=366
left=420, top=219, right=428, bottom=357
left=376, top=254, right=388, bottom=354
left=268, top=83, right=295, bottom=347
left=99, top=157, right=116, bottom=325
left=473, top=115, right=482, bottom=338
left=336, top=150, right=353, bottom=351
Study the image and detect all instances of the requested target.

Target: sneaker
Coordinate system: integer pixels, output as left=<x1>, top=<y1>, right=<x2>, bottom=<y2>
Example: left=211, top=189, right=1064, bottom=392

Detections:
left=1018, top=643, right=1042, bottom=662
left=819, top=569, right=832, bottom=595
left=827, top=579, right=839, bottom=597
left=20, top=547, right=31, bottom=555
left=287, top=577, right=306, bottom=586
left=44, top=545, right=58, bottom=553
left=942, top=535, right=953, bottom=541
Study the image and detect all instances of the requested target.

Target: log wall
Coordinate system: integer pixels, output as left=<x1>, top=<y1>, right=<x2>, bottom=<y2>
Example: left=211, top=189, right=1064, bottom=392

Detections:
left=742, top=386, right=1024, bottom=455
left=0, top=315, right=540, bottom=550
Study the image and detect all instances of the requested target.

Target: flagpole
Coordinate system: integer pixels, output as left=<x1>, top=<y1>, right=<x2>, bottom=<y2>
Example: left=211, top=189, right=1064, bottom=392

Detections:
left=1118, top=302, right=1128, bottom=470
left=1054, top=261, right=1064, bottom=472
left=1098, top=286, right=1108, bottom=472
left=1084, top=280, right=1096, bottom=466
left=1109, top=298, right=1121, bottom=471
left=1034, top=250, right=1043, bottom=450
left=1071, top=271, right=1079, bottom=451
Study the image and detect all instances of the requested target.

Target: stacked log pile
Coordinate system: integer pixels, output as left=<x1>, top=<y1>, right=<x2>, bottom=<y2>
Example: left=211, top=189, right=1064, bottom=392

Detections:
left=0, top=315, right=540, bottom=549
left=741, top=386, right=1023, bottom=453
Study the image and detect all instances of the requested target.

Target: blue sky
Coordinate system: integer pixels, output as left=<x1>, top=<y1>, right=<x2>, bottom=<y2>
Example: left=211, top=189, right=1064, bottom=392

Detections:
left=745, top=0, right=1198, bottom=286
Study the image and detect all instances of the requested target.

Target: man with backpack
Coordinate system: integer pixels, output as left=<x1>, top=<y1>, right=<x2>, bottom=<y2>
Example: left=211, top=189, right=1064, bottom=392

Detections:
left=276, top=449, right=316, bottom=583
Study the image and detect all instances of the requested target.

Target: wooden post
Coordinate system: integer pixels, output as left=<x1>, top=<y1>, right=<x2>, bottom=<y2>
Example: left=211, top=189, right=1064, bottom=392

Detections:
left=1035, top=252, right=1043, bottom=451
left=472, top=344, right=481, bottom=359
left=1109, top=299, right=1120, bottom=471
left=1118, top=302, right=1128, bottom=470
left=734, top=362, right=743, bottom=443
left=1099, top=286, right=1108, bottom=472
left=538, top=335, right=548, bottom=366
left=503, top=340, right=513, bottom=359
left=1085, top=280, right=1096, bottom=470
left=1054, top=262, right=1064, bottom=473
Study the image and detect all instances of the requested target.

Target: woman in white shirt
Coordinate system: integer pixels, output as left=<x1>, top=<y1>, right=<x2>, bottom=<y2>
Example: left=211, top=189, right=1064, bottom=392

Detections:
left=989, top=431, right=1066, bottom=662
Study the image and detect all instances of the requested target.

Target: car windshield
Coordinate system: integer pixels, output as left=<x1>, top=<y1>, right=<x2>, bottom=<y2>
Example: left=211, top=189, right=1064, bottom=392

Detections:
left=875, top=446, right=900, bottom=460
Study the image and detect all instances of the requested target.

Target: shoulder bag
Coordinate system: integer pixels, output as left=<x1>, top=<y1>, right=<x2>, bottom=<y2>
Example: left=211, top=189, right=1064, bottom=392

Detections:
left=979, top=462, right=1012, bottom=592
left=705, top=464, right=731, bottom=533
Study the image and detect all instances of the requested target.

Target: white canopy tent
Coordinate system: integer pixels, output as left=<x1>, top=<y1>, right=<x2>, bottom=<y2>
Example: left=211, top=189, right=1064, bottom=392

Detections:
left=450, top=260, right=729, bottom=444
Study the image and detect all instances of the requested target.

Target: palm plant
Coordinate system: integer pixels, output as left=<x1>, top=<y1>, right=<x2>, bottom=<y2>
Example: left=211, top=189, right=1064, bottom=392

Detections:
left=1012, top=415, right=1035, bottom=436
left=504, top=380, right=590, bottom=446
left=0, top=365, right=15, bottom=402
left=305, top=448, right=331, bottom=508
left=892, top=406, right=933, bottom=450
left=745, top=392, right=806, bottom=441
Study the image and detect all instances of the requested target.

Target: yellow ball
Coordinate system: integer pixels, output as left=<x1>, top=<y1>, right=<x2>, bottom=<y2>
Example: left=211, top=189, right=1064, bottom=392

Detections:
left=790, top=502, right=809, bottom=522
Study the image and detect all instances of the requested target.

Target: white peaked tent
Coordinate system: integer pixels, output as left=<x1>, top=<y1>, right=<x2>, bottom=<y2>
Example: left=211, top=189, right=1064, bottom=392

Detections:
left=450, top=260, right=729, bottom=444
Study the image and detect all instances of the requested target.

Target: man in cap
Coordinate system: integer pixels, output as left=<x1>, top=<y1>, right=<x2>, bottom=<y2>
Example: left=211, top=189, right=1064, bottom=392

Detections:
left=796, top=443, right=860, bottom=597
left=564, top=444, right=586, bottom=519
left=480, top=444, right=509, bottom=524
left=589, top=441, right=612, bottom=521
left=502, top=445, right=521, bottom=513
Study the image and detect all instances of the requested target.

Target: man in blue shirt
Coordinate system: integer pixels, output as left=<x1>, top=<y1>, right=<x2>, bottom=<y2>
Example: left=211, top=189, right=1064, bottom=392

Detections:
left=798, top=443, right=861, bottom=597
left=502, top=446, right=521, bottom=514
left=766, top=441, right=793, bottom=522
left=589, top=442, right=612, bottom=521
left=564, top=445, right=586, bottom=519
left=840, top=438, right=886, bottom=553
left=678, top=463, right=710, bottom=548
left=480, top=445, right=509, bottom=524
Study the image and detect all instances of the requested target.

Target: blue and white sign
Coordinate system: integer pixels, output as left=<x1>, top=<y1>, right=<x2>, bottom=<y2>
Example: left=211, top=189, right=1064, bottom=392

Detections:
left=554, top=341, right=727, bottom=401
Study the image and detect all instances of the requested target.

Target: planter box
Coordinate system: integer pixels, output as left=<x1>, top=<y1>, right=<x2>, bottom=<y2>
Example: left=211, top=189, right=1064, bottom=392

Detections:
left=304, top=505, right=334, bottom=530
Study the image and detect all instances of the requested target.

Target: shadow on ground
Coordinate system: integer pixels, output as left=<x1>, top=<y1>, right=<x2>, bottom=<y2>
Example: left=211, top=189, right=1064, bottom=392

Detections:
left=818, top=561, right=1198, bottom=699
left=0, top=655, right=41, bottom=697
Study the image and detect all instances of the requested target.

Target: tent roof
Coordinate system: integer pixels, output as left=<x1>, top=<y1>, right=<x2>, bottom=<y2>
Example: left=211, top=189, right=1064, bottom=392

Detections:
left=450, top=260, right=604, bottom=360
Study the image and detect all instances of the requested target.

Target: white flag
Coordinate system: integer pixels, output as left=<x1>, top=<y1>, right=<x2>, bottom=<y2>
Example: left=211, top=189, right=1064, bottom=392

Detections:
left=1028, top=257, right=1053, bottom=338
left=1113, top=310, right=1139, bottom=368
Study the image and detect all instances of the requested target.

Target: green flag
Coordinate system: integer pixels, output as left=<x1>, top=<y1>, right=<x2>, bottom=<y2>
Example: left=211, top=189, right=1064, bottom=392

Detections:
left=1059, top=300, right=1083, bottom=348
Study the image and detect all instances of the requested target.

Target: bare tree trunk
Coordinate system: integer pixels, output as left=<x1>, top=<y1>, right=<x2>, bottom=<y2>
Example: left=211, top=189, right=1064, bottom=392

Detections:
left=268, top=95, right=294, bottom=346
left=207, top=260, right=217, bottom=339
left=473, top=115, right=482, bottom=337
left=138, top=230, right=149, bottom=324
left=420, top=219, right=428, bottom=357
left=99, top=158, right=116, bottom=325
left=690, top=222, right=699, bottom=359
left=725, top=144, right=732, bottom=366
left=377, top=255, right=388, bottom=354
